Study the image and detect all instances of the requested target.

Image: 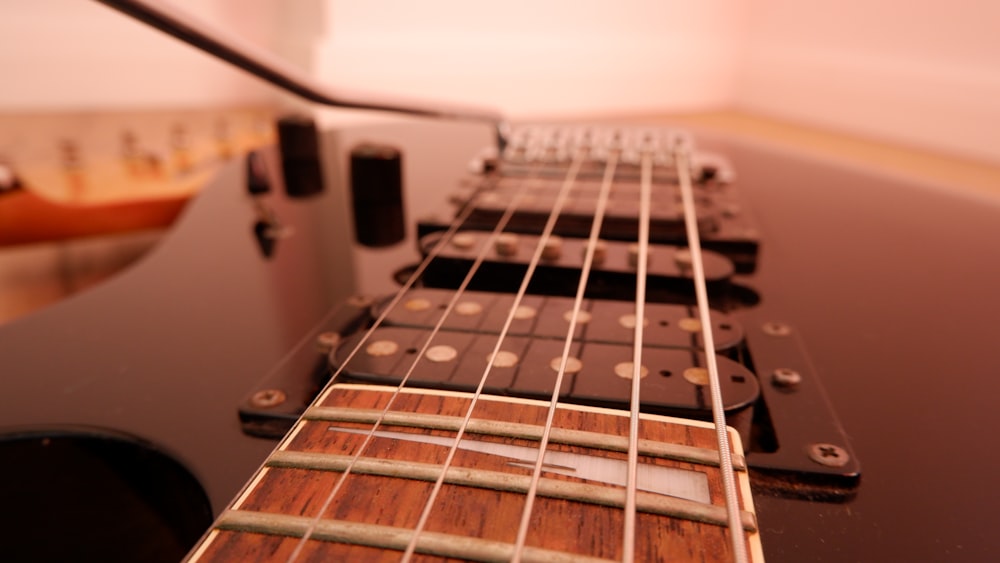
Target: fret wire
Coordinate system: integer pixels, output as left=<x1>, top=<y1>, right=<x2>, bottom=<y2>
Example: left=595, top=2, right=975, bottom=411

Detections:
left=286, top=168, right=538, bottom=563
left=675, top=148, right=749, bottom=563
left=221, top=510, right=617, bottom=563
left=509, top=148, right=618, bottom=563
left=266, top=451, right=755, bottom=528
left=622, top=150, right=653, bottom=562
left=402, top=147, right=591, bottom=562
left=306, top=405, right=748, bottom=469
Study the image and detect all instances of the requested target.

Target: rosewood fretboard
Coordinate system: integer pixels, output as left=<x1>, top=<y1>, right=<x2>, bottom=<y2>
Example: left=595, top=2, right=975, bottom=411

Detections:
left=188, top=384, right=763, bottom=562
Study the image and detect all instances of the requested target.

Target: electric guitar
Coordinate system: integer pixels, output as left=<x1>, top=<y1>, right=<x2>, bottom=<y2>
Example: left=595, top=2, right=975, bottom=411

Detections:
left=3, top=1, right=1000, bottom=561
left=5, top=114, right=1000, bottom=562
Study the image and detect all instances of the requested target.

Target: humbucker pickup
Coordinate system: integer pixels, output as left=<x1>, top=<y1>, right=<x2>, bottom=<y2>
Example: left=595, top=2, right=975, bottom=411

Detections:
left=330, top=325, right=760, bottom=436
left=426, top=137, right=761, bottom=273
left=377, top=288, right=746, bottom=353
left=417, top=230, right=736, bottom=303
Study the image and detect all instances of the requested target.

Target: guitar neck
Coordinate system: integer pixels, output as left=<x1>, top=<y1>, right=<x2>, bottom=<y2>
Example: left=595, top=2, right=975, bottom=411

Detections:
left=190, top=384, right=764, bottom=562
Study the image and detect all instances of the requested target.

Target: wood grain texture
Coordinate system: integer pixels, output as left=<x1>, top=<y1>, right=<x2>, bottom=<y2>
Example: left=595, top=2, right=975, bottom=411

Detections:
left=190, top=384, right=763, bottom=561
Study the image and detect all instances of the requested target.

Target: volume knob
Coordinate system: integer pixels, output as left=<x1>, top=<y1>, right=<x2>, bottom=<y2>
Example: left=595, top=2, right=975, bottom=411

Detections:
left=350, top=143, right=405, bottom=247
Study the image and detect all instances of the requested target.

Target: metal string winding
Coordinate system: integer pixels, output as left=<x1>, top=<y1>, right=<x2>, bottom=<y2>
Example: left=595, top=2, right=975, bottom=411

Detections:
left=621, top=147, right=654, bottom=561
left=675, top=146, right=749, bottom=563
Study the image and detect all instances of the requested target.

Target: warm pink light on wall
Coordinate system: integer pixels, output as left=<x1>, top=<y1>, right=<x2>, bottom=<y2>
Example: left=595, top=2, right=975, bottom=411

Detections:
left=316, top=1, right=747, bottom=118
left=0, top=0, right=996, bottom=162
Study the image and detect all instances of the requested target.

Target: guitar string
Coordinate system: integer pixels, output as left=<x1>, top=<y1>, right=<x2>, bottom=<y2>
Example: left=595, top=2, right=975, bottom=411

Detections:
left=281, top=127, right=751, bottom=562
left=622, top=145, right=654, bottom=561
left=285, top=165, right=541, bottom=562
left=675, top=145, right=749, bottom=563
left=195, top=154, right=484, bottom=563
left=507, top=140, right=619, bottom=562
left=401, top=141, right=593, bottom=561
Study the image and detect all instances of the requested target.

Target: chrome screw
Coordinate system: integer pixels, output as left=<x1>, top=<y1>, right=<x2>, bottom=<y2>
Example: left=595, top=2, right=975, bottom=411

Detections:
left=771, top=368, right=802, bottom=388
left=250, top=389, right=286, bottom=409
left=316, top=331, right=340, bottom=354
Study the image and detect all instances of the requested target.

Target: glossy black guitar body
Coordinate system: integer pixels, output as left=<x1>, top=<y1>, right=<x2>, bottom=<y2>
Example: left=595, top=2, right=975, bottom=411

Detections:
left=1, top=120, right=998, bottom=562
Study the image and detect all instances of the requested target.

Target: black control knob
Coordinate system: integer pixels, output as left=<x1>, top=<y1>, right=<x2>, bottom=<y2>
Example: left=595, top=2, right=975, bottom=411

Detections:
left=350, top=143, right=405, bottom=247
left=277, top=115, right=324, bottom=198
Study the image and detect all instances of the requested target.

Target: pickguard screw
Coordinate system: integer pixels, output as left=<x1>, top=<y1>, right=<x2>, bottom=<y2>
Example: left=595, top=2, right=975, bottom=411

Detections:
left=807, top=443, right=850, bottom=467
left=250, top=389, right=286, bottom=409
left=762, top=322, right=792, bottom=336
left=347, top=295, right=374, bottom=308
left=316, top=331, right=340, bottom=353
left=771, top=368, right=802, bottom=388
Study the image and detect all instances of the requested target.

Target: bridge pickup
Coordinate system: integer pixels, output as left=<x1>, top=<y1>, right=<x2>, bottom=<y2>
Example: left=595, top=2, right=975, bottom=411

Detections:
left=379, top=288, right=746, bottom=354
left=417, top=230, right=735, bottom=303
left=468, top=176, right=718, bottom=238
left=329, top=326, right=760, bottom=437
left=438, top=166, right=760, bottom=273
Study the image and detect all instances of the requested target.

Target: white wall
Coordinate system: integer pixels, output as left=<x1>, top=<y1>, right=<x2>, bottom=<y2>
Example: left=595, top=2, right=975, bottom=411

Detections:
left=315, top=0, right=747, bottom=118
left=316, top=0, right=999, bottom=162
left=1, top=0, right=996, bottom=162
left=737, top=0, right=1000, bottom=163
left=0, top=0, right=282, bottom=109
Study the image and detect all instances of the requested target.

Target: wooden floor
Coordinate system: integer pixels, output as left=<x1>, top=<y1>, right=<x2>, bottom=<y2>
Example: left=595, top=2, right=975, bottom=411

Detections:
left=1, top=109, right=997, bottom=325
